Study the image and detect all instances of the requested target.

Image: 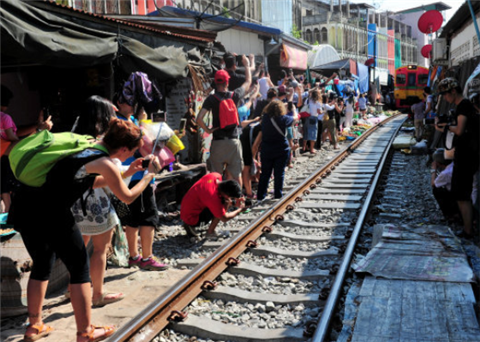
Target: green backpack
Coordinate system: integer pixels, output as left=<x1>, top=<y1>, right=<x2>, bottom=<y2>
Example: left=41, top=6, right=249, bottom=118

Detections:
left=9, top=130, right=109, bottom=187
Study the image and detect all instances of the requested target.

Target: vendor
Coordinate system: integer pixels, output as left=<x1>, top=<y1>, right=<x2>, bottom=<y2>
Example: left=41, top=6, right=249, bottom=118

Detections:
left=180, top=173, right=246, bottom=240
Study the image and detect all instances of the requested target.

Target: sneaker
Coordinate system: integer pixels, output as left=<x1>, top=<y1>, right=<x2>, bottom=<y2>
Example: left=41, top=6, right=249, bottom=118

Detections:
left=128, top=256, right=141, bottom=268
left=140, top=256, right=169, bottom=271
left=184, top=223, right=198, bottom=238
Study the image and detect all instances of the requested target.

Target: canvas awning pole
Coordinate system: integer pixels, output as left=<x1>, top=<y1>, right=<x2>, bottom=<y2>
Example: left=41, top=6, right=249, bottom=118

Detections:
left=467, top=0, right=480, bottom=48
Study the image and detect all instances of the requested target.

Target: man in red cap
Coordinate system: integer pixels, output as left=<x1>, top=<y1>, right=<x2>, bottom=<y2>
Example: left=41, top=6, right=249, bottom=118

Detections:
left=196, top=55, right=252, bottom=186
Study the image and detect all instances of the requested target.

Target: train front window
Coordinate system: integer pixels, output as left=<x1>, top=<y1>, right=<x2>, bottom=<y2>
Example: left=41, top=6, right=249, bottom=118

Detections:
left=418, top=74, right=428, bottom=85
left=408, top=73, right=416, bottom=86
left=396, top=74, right=406, bottom=85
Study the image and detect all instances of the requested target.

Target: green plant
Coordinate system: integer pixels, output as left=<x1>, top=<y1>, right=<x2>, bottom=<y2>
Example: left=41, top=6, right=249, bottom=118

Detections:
left=291, top=24, right=302, bottom=39
left=222, top=6, right=231, bottom=18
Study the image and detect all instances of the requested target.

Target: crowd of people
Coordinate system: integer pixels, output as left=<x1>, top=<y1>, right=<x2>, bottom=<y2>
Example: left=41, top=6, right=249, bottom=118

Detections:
left=7, top=52, right=476, bottom=342
left=410, top=79, right=480, bottom=240
left=180, top=52, right=372, bottom=238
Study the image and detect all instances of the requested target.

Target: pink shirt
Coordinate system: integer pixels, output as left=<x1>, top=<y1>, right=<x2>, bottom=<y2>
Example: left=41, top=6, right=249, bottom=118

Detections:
left=0, top=112, right=17, bottom=140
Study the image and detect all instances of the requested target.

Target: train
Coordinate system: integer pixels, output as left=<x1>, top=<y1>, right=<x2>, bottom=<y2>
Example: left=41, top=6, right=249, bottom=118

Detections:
left=393, top=65, right=429, bottom=109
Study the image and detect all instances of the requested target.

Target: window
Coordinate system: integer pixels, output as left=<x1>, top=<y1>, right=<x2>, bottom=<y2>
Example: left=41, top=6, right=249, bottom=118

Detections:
left=306, top=29, right=313, bottom=44
left=407, top=73, right=416, bottom=86
left=314, top=28, right=320, bottom=44
left=418, top=74, right=428, bottom=85
left=321, top=28, right=328, bottom=43
left=396, top=74, right=406, bottom=85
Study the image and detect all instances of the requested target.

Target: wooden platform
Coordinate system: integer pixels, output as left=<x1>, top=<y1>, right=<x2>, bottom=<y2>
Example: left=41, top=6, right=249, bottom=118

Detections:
left=340, top=225, right=480, bottom=342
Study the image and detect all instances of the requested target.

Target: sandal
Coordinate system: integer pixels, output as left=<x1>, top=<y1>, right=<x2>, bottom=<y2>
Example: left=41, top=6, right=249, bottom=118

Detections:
left=77, top=325, right=115, bottom=342
left=92, top=292, right=125, bottom=308
left=24, top=323, right=54, bottom=342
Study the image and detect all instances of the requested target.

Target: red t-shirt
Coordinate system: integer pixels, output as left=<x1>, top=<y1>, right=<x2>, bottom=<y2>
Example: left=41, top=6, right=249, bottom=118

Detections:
left=180, top=172, right=226, bottom=225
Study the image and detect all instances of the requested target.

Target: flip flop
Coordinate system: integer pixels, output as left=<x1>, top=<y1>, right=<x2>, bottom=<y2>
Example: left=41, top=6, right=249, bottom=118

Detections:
left=92, top=292, right=125, bottom=308
left=24, top=323, right=54, bottom=342
left=77, top=325, right=115, bottom=342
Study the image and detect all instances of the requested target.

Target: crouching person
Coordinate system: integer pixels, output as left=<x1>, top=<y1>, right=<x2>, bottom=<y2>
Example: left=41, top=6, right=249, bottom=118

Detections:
left=180, top=173, right=246, bottom=240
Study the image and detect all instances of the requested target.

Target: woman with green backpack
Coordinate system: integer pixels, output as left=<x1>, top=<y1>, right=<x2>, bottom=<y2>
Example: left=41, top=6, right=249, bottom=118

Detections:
left=10, top=118, right=160, bottom=342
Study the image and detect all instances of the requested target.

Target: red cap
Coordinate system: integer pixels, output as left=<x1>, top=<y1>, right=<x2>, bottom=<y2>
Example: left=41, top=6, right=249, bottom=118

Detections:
left=214, top=70, right=231, bottom=84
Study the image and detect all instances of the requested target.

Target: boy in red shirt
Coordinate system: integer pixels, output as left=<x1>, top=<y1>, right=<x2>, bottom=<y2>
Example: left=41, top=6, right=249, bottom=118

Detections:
left=181, top=173, right=246, bottom=239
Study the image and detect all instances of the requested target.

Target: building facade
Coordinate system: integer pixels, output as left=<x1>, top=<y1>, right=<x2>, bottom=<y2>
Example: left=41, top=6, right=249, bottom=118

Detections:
left=302, top=1, right=419, bottom=74
left=391, top=2, right=451, bottom=68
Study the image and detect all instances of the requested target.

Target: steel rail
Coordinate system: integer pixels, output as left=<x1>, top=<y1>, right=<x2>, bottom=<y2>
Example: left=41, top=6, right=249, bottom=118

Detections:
left=108, top=113, right=404, bottom=342
left=312, top=115, right=407, bottom=342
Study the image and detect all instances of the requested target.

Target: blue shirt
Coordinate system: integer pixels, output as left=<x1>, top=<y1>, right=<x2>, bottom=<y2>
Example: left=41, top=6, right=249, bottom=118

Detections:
left=261, top=114, right=294, bottom=158
left=238, top=105, right=251, bottom=123
left=116, top=114, right=154, bottom=183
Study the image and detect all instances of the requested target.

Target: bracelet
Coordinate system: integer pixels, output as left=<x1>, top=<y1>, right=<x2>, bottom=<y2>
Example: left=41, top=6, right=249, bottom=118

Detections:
left=430, top=169, right=436, bottom=173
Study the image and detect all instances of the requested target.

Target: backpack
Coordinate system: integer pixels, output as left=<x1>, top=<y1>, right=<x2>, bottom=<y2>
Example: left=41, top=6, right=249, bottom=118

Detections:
left=9, top=130, right=108, bottom=187
left=214, top=92, right=239, bottom=129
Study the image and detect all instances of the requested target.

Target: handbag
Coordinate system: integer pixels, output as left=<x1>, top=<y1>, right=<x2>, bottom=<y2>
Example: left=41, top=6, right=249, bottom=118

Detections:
left=110, top=194, right=131, bottom=220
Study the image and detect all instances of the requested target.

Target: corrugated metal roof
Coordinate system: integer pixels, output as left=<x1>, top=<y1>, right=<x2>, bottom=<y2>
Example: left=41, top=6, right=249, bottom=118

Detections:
left=440, top=1, right=480, bottom=38
left=395, top=1, right=451, bottom=14
left=151, top=6, right=283, bottom=36
left=37, top=0, right=216, bottom=43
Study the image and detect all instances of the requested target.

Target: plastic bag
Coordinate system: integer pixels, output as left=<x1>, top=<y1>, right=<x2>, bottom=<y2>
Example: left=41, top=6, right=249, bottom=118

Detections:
left=166, top=134, right=185, bottom=155
left=158, top=146, right=175, bottom=169
left=141, top=120, right=174, bottom=142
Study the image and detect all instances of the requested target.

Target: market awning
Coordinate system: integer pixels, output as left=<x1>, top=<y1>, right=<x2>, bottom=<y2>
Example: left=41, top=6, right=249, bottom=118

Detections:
left=280, top=43, right=308, bottom=70
left=310, top=58, right=358, bottom=76
left=0, top=0, right=118, bottom=68
left=0, top=0, right=188, bottom=80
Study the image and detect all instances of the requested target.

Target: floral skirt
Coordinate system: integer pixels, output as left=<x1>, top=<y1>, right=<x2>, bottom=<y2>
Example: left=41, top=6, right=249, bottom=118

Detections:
left=71, top=188, right=120, bottom=236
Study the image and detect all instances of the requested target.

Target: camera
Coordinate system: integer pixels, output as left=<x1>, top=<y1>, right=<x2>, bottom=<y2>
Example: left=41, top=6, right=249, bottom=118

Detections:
left=142, top=158, right=150, bottom=168
left=437, top=109, right=457, bottom=125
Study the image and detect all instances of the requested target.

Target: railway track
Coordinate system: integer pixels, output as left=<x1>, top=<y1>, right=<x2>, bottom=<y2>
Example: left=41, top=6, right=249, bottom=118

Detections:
left=109, top=114, right=407, bottom=342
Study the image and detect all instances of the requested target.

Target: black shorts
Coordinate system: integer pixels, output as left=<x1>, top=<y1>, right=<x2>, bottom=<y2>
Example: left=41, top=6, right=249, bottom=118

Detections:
left=122, top=180, right=159, bottom=228
left=240, top=133, right=253, bottom=167
left=193, top=207, right=214, bottom=227
left=451, top=160, right=478, bottom=201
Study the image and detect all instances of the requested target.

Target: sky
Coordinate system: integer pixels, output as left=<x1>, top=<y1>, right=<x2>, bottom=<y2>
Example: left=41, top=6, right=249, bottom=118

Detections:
left=350, top=0, right=464, bottom=22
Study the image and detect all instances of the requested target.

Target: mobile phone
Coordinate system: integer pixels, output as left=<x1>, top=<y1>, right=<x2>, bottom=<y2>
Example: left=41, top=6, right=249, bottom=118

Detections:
left=179, top=118, right=187, bottom=134
left=142, top=158, right=150, bottom=168
left=236, top=55, right=243, bottom=65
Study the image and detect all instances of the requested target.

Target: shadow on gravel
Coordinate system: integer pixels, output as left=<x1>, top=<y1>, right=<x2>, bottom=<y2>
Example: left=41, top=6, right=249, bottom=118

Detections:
left=104, top=270, right=137, bottom=283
